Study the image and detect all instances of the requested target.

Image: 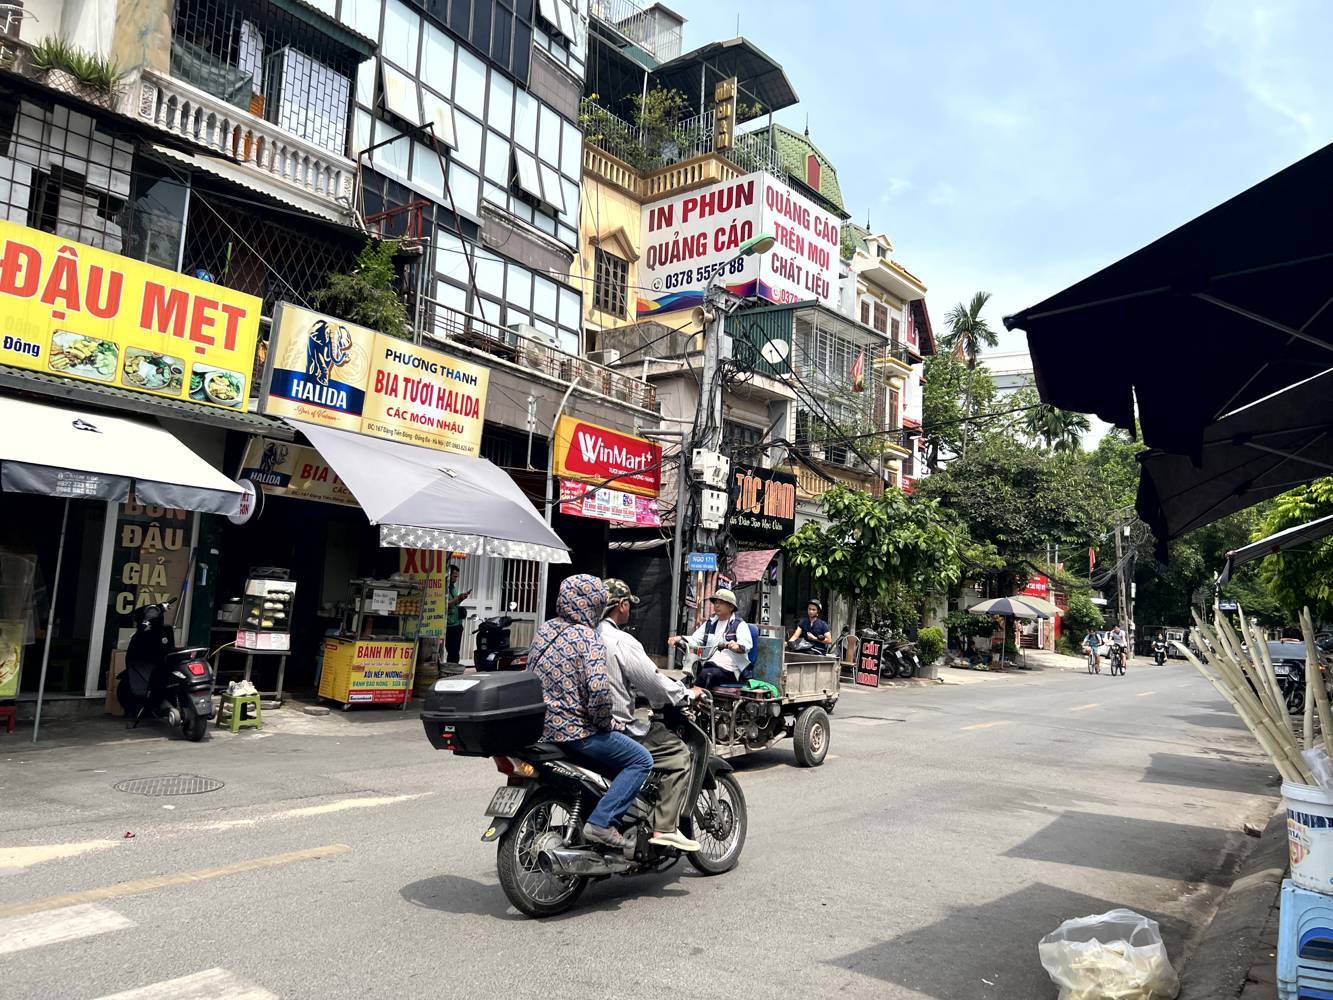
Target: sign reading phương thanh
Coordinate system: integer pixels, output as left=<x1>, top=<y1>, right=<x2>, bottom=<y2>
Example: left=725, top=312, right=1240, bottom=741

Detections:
left=637, top=171, right=840, bottom=318
left=0, top=220, right=261, bottom=409
left=260, top=303, right=489, bottom=457
left=553, top=416, right=662, bottom=497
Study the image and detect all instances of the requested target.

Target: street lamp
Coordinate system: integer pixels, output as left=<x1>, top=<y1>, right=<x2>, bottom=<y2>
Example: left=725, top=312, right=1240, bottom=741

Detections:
left=737, top=232, right=776, bottom=257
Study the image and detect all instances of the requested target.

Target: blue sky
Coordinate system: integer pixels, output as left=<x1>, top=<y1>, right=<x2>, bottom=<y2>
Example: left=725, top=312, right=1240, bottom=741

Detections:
left=669, top=0, right=1331, bottom=352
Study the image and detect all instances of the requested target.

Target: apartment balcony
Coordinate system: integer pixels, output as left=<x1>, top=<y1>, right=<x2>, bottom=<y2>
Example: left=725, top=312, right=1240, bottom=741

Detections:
left=589, top=0, right=683, bottom=63
left=128, top=69, right=356, bottom=217
left=425, top=300, right=658, bottom=415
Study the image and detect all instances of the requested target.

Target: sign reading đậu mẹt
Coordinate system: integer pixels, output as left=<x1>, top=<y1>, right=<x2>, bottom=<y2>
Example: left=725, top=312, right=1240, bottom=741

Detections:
left=260, top=302, right=489, bottom=457
left=0, top=220, right=262, bottom=409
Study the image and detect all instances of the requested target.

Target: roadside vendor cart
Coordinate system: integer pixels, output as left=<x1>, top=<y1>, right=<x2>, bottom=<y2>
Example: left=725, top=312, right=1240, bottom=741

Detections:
left=319, top=577, right=422, bottom=709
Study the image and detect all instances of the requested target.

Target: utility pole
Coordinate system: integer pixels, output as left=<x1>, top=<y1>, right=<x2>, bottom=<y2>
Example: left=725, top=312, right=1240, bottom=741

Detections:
left=1113, top=509, right=1127, bottom=630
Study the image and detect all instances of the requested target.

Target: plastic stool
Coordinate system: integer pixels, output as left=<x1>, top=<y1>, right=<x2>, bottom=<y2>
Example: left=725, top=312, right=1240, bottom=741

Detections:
left=0, top=705, right=15, bottom=734
left=1278, top=878, right=1333, bottom=999
left=218, top=693, right=263, bottom=733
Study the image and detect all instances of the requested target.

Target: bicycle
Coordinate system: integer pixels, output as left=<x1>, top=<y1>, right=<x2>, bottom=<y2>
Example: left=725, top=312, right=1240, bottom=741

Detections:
left=1109, top=645, right=1126, bottom=676
left=1086, top=647, right=1100, bottom=674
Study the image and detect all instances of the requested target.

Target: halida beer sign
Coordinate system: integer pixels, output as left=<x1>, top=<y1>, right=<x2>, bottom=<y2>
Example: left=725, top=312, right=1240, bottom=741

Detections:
left=553, top=416, right=662, bottom=497
left=260, top=303, right=489, bottom=457
left=637, top=171, right=840, bottom=317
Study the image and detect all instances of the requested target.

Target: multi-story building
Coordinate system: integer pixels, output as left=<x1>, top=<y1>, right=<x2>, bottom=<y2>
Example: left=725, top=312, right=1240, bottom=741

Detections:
left=0, top=0, right=661, bottom=713
left=980, top=349, right=1037, bottom=397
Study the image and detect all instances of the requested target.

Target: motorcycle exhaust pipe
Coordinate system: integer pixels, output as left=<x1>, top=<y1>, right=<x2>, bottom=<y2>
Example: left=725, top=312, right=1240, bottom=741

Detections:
left=537, top=847, right=630, bottom=877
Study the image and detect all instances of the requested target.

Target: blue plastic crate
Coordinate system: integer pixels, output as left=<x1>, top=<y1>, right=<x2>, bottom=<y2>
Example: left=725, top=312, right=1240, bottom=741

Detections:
left=1279, top=879, right=1333, bottom=999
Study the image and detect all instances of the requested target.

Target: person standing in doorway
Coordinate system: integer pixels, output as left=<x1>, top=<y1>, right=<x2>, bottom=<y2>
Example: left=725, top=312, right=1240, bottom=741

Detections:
left=445, top=564, right=470, bottom=664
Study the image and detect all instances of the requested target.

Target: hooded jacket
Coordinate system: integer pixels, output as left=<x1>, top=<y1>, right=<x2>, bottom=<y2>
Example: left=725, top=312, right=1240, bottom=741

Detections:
left=530, top=575, right=612, bottom=742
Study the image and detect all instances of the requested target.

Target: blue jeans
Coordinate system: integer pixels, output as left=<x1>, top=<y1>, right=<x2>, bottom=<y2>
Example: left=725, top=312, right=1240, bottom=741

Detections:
left=563, top=730, right=653, bottom=829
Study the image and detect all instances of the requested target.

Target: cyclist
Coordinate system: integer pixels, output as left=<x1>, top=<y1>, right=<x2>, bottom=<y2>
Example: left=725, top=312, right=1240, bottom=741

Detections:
left=1083, top=628, right=1101, bottom=671
left=1108, top=623, right=1129, bottom=671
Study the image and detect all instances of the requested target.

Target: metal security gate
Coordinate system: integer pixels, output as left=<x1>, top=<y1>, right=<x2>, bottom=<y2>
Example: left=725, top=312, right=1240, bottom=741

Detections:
left=455, top=557, right=541, bottom=661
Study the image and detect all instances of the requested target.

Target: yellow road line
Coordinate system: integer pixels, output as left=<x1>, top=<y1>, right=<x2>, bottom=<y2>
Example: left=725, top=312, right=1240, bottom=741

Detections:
left=961, top=720, right=1011, bottom=731
left=0, top=844, right=351, bottom=919
left=1070, top=703, right=1099, bottom=712
left=1137, top=691, right=1157, bottom=697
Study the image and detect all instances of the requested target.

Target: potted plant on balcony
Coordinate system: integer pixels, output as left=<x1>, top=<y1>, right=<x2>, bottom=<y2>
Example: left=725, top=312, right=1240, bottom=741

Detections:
left=27, top=37, right=121, bottom=108
left=311, top=238, right=412, bottom=340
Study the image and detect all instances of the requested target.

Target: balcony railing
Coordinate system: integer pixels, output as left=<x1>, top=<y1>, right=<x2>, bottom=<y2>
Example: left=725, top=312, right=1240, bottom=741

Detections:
left=424, top=300, right=657, bottom=413
left=128, top=68, right=356, bottom=214
left=589, top=0, right=682, bottom=61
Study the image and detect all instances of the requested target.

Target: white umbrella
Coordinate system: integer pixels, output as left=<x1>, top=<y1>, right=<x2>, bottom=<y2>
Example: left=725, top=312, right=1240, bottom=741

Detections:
left=291, top=421, right=570, bottom=563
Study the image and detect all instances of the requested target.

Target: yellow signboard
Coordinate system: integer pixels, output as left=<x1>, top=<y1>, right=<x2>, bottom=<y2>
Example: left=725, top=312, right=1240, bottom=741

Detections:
left=0, top=220, right=262, bottom=409
left=238, top=437, right=357, bottom=507
left=261, top=302, right=488, bottom=456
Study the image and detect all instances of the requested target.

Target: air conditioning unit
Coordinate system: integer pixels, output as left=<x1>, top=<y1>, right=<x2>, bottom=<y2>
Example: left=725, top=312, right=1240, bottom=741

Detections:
left=587, top=349, right=621, bottom=366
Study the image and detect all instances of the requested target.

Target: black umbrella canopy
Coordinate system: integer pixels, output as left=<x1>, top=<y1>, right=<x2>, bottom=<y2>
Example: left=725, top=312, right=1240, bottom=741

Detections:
left=1005, top=141, right=1333, bottom=457
left=1136, top=367, right=1333, bottom=560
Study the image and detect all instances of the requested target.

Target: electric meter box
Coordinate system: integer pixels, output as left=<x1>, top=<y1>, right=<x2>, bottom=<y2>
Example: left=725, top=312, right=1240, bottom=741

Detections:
left=699, top=488, right=728, bottom=529
left=691, top=450, right=730, bottom=488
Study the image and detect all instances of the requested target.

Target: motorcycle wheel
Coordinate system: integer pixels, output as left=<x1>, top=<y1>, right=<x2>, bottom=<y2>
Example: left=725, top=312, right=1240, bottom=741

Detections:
left=182, top=703, right=207, bottom=742
left=496, top=790, right=587, bottom=918
left=685, top=772, right=747, bottom=876
left=897, top=657, right=918, bottom=679
left=1285, top=670, right=1305, bottom=715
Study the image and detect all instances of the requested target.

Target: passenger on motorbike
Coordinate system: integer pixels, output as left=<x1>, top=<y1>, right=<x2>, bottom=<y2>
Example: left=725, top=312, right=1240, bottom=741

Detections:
left=667, top=588, right=752, bottom=689
left=598, top=578, right=702, bottom=853
left=788, top=600, right=831, bottom=654
left=529, top=574, right=652, bottom=850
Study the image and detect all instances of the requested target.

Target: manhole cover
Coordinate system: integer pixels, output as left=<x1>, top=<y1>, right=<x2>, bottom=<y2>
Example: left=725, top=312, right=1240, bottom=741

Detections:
left=113, top=774, right=225, bottom=796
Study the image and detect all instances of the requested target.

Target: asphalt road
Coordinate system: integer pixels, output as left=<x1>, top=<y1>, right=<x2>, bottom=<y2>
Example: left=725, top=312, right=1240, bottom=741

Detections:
left=0, top=657, right=1279, bottom=999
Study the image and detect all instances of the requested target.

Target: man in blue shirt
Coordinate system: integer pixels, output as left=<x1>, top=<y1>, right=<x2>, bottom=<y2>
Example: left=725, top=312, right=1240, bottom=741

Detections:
left=789, top=600, right=831, bottom=654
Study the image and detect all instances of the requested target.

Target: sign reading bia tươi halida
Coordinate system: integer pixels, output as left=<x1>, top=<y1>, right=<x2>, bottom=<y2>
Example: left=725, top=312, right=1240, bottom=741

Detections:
left=637, top=171, right=840, bottom=317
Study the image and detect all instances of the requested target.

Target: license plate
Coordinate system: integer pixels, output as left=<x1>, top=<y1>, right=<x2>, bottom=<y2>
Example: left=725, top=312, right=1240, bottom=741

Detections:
left=485, top=785, right=526, bottom=818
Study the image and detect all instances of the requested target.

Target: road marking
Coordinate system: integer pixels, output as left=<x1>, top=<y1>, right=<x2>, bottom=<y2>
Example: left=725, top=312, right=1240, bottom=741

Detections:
left=93, top=969, right=278, bottom=1000
left=0, top=844, right=351, bottom=919
left=0, top=903, right=133, bottom=956
left=1070, top=704, right=1099, bottom=712
left=1137, top=691, right=1157, bottom=697
left=193, top=793, right=429, bottom=832
left=0, top=839, right=115, bottom=871
left=961, top=720, right=1011, bottom=731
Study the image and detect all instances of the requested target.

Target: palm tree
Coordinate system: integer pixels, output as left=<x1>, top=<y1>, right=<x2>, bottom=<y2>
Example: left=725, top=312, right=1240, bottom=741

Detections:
left=1024, top=404, right=1092, bottom=452
left=943, top=291, right=999, bottom=370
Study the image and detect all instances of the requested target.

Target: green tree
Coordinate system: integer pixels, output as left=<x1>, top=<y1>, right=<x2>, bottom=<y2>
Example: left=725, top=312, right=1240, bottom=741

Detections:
left=1062, top=591, right=1104, bottom=640
left=941, top=291, right=999, bottom=369
left=1255, top=478, right=1333, bottom=622
left=1023, top=403, right=1092, bottom=452
left=784, top=485, right=964, bottom=632
left=921, top=353, right=997, bottom=470
left=312, top=238, right=410, bottom=339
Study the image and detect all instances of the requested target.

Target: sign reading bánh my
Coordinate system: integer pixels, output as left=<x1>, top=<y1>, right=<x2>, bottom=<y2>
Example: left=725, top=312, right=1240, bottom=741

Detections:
left=0, top=220, right=262, bottom=409
left=637, top=172, right=841, bottom=317
left=553, top=416, right=662, bottom=497
left=260, top=303, right=489, bottom=457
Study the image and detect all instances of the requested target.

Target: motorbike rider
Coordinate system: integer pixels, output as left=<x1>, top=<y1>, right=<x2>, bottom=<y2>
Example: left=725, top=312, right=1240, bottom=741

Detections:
left=529, top=575, right=652, bottom=851
left=667, top=588, right=753, bottom=689
left=788, top=599, right=831, bottom=654
left=598, top=578, right=703, bottom=853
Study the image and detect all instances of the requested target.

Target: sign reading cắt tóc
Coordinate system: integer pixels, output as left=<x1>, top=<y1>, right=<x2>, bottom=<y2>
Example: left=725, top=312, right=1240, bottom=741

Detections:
left=260, top=303, right=489, bottom=457
left=0, top=220, right=261, bottom=409
left=553, top=416, right=662, bottom=497
left=637, top=172, right=841, bottom=317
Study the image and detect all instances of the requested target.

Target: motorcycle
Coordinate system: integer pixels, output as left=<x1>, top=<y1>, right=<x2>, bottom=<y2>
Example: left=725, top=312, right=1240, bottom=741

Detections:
left=118, top=599, right=214, bottom=741
left=1152, top=639, right=1167, bottom=666
left=472, top=603, right=530, bottom=671
left=422, top=672, right=746, bottom=918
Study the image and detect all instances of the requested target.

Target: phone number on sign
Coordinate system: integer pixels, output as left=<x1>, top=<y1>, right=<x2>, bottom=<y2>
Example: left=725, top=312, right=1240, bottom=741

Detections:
left=658, top=255, right=748, bottom=290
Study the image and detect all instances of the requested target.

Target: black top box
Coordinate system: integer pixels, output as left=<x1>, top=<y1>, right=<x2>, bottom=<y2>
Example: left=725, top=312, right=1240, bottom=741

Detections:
left=421, top=672, right=546, bottom=756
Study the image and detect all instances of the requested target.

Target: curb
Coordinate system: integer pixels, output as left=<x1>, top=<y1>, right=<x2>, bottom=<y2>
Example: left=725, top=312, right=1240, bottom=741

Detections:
left=1178, top=805, right=1287, bottom=1000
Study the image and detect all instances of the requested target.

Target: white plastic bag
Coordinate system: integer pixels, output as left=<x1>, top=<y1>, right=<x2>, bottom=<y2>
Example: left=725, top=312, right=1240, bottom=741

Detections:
left=1038, top=908, right=1179, bottom=1000
left=1304, top=746, right=1333, bottom=793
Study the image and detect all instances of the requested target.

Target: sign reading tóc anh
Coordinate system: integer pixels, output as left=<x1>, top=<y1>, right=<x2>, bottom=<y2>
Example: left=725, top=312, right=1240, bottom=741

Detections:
left=553, top=416, right=661, bottom=497
left=0, top=220, right=261, bottom=409
left=730, top=464, right=796, bottom=542
left=260, top=303, right=489, bottom=457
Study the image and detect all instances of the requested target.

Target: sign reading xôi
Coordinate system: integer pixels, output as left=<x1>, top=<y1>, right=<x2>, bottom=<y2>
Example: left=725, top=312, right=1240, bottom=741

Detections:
left=261, top=303, right=489, bottom=456
left=0, top=220, right=261, bottom=409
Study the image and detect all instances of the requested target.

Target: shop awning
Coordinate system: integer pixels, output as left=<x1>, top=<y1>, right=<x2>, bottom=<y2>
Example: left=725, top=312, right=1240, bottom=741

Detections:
left=0, top=396, right=243, bottom=514
left=728, top=548, right=778, bottom=584
left=291, top=421, right=571, bottom=564
left=1218, top=513, right=1333, bottom=585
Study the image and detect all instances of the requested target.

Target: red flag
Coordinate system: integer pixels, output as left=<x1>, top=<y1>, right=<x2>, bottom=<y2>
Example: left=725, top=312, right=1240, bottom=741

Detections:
left=1088, top=547, right=1097, bottom=571
left=851, top=349, right=866, bottom=392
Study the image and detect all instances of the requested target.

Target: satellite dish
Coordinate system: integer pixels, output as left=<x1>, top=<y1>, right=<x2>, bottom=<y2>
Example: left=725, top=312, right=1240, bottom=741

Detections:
left=760, top=339, right=790, bottom=366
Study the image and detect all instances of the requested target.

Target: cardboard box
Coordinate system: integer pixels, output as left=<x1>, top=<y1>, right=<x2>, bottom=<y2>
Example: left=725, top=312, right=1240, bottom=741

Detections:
left=105, top=650, right=126, bottom=716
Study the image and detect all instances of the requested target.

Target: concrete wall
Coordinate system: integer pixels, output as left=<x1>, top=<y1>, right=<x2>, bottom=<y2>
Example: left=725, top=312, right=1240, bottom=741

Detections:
left=111, top=0, right=172, bottom=74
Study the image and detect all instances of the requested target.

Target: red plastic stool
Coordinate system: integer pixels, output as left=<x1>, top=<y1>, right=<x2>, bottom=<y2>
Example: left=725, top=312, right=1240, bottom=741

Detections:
left=0, top=706, right=15, bottom=734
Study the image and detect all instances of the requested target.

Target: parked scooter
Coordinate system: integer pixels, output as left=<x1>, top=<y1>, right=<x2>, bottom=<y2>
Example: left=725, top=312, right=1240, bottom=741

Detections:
left=472, top=603, right=530, bottom=671
left=118, top=599, right=214, bottom=741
